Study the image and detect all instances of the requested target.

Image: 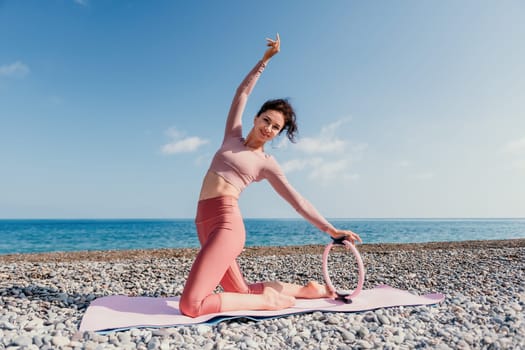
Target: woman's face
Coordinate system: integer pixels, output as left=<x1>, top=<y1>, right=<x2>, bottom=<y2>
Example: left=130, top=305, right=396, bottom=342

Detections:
left=253, top=109, right=285, bottom=142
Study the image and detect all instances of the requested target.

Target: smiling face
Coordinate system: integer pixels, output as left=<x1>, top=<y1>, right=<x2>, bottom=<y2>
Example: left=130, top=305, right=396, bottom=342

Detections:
left=253, top=109, right=285, bottom=142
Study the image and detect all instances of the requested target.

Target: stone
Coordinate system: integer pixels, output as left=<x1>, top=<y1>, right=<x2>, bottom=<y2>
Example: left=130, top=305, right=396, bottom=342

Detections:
left=51, top=335, right=70, bottom=347
left=147, top=338, right=161, bottom=350
left=0, top=321, right=16, bottom=330
left=152, top=329, right=170, bottom=337
left=340, top=329, right=355, bottom=342
left=356, top=326, right=369, bottom=338
left=32, top=335, right=43, bottom=347
left=118, top=332, right=132, bottom=343
left=356, top=340, right=373, bottom=349
left=510, top=302, right=522, bottom=312
left=196, top=325, right=211, bottom=336
left=326, top=316, right=339, bottom=325
left=12, top=336, right=32, bottom=347
left=378, top=314, right=391, bottom=325
left=160, top=340, right=171, bottom=350
left=243, top=336, right=259, bottom=348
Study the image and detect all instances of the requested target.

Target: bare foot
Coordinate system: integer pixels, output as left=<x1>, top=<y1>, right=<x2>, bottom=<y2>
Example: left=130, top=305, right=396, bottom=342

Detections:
left=263, top=287, right=296, bottom=310
left=300, top=281, right=336, bottom=299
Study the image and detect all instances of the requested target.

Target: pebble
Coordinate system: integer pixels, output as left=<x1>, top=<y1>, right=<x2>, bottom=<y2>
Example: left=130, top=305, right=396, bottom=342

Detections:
left=12, top=335, right=32, bottom=347
left=377, top=314, right=390, bottom=325
left=196, top=325, right=211, bottom=336
left=356, top=340, right=373, bottom=349
left=0, top=243, right=524, bottom=349
left=0, top=321, right=16, bottom=330
left=340, top=329, right=355, bottom=342
left=356, top=326, right=369, bottom=338
left=52, top=335, right=70, bottom=346
left=243, top=336, right=258, bottom=348
left=32, top=335, right=43, bottom=347
left=147, top=337, right=160, bottom=350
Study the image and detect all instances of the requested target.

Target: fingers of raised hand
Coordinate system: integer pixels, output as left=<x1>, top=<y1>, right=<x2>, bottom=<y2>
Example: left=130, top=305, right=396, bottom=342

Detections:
left=266, top=33, right=280, bottom=48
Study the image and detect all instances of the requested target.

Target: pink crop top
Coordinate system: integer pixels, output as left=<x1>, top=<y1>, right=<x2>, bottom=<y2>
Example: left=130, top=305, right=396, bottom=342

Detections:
left=208, top=60, right=335, bottom=233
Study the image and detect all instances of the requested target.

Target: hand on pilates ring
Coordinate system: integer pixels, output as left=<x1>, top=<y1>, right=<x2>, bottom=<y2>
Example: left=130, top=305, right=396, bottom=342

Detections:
left=328, top=228, right=362, bottom=245
left=322, top=230, right=366, bottom=302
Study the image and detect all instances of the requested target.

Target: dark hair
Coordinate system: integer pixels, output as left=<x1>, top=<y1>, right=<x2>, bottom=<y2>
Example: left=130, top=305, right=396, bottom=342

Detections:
left=256, top=98, right=298, bottom=143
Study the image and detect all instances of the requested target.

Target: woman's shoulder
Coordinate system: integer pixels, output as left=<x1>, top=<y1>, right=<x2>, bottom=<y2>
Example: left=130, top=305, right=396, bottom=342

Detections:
left=262, top=153, right=283, bottom=173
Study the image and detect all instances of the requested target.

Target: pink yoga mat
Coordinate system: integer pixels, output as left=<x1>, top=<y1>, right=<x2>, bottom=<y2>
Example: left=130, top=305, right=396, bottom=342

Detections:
left=79, top=285, right=444, bottom=333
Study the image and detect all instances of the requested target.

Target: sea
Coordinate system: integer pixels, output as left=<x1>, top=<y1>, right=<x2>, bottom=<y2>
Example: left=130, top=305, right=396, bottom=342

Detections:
left=0, top=218, right=524, bottom=255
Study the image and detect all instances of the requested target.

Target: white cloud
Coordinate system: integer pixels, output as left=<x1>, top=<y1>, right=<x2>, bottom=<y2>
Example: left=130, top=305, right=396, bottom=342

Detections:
left=283, top=157, right=359, bottom=185
left=503, top=137, right=525, bottom=172
left=0, top=61, right=30, bottom=78
left=320, top=119, right=350, bottom=136
left=512, top=159, right=525, bottom=170
left=396, top=160, right=411, bottom=168
left=504, top=137, right=525, bottom=155
left=413, top=171, right=435, bottom=180
left=309, top=159, right=359, bottom=184
left=74, top=0, right=88, bottom=6
left=162, top=137, right=208, bottom=154
left=295, top=119, right=350, bottom=154
left=296, top=137, right=346, bottom=154
left=394, top=160, right=435, bottom=180
left=278, top=118, right=365, bottom=185
left=281, top=158, right=322, bottom=173
left=161, top=127, right=209, bottom=155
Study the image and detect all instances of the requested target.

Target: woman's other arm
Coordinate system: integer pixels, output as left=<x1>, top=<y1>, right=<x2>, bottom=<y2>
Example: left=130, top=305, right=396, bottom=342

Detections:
left=265, top=159, right=362, bottom=245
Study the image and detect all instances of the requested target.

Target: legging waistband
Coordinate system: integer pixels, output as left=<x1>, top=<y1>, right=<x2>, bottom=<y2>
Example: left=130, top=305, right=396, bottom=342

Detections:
left=196, top=196, right=239, bottom=223
left=198, top=195, right=238, bottom=206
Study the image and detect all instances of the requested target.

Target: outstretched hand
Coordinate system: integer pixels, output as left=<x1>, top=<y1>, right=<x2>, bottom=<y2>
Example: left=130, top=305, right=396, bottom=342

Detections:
left=262, top=33, right=281, bottom=63
left=328, top=228, right=362, bottom=245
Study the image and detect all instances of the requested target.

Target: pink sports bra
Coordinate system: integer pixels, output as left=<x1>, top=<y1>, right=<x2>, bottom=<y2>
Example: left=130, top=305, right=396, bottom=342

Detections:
left=208, top=60, right=335, bottom=233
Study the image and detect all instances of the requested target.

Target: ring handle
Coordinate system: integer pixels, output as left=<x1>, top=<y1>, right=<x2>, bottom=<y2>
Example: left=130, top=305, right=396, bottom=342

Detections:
left=322, top=238, right=365, bottom=302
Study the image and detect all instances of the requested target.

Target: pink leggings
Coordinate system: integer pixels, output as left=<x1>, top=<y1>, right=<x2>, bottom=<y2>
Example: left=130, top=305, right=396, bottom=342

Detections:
left=179, top=196, right=264, bottom=317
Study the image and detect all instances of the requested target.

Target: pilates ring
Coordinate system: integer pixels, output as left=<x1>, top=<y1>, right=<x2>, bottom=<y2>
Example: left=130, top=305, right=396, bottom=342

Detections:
left=322, top=237, right=365, bottom=303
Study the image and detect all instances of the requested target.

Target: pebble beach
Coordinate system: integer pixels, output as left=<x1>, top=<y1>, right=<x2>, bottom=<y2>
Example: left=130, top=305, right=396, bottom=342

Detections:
left=1, top=239, right=524, bottom=350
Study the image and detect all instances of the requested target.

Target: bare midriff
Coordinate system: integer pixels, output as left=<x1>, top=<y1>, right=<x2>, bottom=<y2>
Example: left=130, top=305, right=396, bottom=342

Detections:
left=198, top=171, right=241, bottom=201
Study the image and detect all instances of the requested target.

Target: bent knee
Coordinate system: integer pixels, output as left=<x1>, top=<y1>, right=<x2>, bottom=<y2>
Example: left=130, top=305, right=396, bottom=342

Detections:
left=179, top=295, right=201, bottom=318
left=179, top=293, right=221, bottom=318
left=179, top=300, right=199, bottom=318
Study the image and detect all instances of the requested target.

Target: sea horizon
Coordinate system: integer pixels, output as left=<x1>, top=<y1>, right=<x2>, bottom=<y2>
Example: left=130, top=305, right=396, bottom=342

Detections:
left=1, top=218, right=525, bottom=255
left=1, top=217, right=524, bottom=221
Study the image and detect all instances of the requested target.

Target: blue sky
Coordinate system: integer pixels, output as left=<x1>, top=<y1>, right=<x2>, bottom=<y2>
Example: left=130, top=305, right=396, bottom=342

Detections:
left=1, top=0, right=524, bottom=219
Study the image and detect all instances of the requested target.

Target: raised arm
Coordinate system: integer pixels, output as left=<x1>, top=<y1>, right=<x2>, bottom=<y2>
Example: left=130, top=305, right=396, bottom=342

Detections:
left=222, top=34, right=281, bottom=143
left=264, top=158, right=362, bottom=244
left=262, top=33, right=281, bottom=65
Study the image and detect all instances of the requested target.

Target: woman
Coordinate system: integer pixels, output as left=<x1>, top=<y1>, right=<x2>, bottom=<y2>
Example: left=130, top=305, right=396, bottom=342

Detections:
left=179, top=34, right=362, bottom=317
